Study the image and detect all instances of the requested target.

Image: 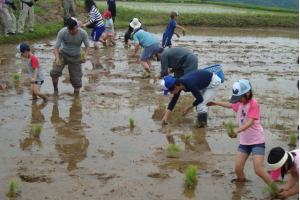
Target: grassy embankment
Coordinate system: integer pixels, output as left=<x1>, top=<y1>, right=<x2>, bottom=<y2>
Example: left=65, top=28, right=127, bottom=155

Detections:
left=0, top=0, right=298, bottom=44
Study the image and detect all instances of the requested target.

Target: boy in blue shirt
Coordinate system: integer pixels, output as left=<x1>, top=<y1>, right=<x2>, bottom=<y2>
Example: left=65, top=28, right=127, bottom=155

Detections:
left=162, top=11, right=185, bottom=48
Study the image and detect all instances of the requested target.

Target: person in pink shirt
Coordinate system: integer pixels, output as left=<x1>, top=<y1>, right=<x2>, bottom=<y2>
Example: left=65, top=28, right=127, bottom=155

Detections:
left=267, top=147, right=299, bottom=199
left=206, top=79, right=273, bottom=184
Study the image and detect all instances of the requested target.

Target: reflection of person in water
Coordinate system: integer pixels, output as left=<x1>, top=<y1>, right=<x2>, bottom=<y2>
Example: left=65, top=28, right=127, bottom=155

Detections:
left=51, top=98, right=89, bottom=171
left=20, top=101, right=47, bottom=150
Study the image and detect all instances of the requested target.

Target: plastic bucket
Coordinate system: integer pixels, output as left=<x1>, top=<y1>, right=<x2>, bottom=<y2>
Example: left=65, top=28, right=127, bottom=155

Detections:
left=204, top=64, right=225, bottom=83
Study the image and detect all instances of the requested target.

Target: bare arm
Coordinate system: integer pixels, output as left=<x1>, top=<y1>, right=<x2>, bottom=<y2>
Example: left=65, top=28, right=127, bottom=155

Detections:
left=31, top=68, right=38, bottom=83
left=278, top=172, right=299, bottom=199
left=234, top=118, right=254, bottom=135
left=206, top=101, right=232, bottom=108
left=53, top=47, right=62, bottom=67
left=131, top=41, right=139, bottom=57
left=162, top=109, right=172, bottom=124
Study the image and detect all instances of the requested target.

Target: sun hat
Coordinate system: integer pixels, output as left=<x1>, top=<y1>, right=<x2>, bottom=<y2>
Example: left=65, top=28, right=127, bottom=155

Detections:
left=130, top=18, right=142, bottom=29
left=154, top=47, right=164, bottom=61
left=171, top=11, right=180, bottom=17
left=16, top=43, right=30, bottom=57
left=103, top=10, right=111, bottom=18
left=161, top=76, right=175, bottom=95
left=229, top=79, right=251, bottom=103
left=66, top=17, right=81, bottom=29
left=267, top=147, right=294, bottom=179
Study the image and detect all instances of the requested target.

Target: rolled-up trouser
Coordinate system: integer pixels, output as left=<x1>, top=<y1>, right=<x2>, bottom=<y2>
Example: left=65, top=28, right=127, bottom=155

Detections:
left=18, top=2, right=34, bottom=33
left=173, top=52, right=198, bottom=78
left=63, top=1, right=76, bottom=20
left=2, top=4, right=16, bottom=33
left=196, top=73, right=221, bottom=114
left=50, top=51, right=82, bottom=88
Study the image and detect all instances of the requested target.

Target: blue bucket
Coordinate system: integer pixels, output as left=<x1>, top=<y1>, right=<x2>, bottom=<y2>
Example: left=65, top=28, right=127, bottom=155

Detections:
left=204, top=64, right=225, bottom=83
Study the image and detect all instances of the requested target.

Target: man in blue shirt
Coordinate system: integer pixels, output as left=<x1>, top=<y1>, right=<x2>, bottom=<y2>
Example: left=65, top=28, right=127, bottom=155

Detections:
left=161, top=69, right=222, bottom=127
left=131, top=20, right=159, bottom=73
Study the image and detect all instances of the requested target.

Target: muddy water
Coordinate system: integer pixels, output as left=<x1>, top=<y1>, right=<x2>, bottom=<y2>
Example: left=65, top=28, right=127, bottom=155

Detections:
left=0, top=26, right=298, bottom=200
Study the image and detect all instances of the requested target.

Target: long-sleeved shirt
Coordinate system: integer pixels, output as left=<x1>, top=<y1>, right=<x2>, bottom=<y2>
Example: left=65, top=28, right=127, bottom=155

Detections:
left=167, top=70, right=213, bottom=111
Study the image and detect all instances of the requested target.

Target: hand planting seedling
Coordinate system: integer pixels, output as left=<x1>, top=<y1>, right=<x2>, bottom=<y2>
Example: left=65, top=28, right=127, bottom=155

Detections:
left=60, top=57, right=64, bottom=65
left=166, top=143, right=182, bottom=158
left=184, top=134, right=192, bottom=142
left=13, top=73, right=20, bottom=81
left=182, top=29, right=185, bottom=36
left=129, top=118, right=135, bottom=128
left=263, top=182, right=278, bottom=199
left=6, top=180, right=19, bottom=198
left=33, top=125, right=42, bottom=137
left=80, top=51, right=85, bottom=62
left=227, top=121, right=236, bottom=138
left=141, top=70, right=149, bottom=78
left=184, top=165, right=198, bottom=188
left=289, top=134, right=297, bottom=146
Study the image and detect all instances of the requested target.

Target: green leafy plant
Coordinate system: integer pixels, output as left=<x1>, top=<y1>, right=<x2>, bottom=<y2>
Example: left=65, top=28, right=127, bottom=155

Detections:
left=263, top=182, right=278, bottom=199
left=13, top=73, right=20, bottom=81
left=289, top=134, right=297, bottom=146
left=80, top=51, right=85, bottom=62
left=184, top=165, right=198, bottom=188
left=60, top=57, right=64, bottom=65
left=166, top=144, right=182, bottom=158
left=6, top=180, right=19, bottom=198
left=141, top=70, right=149, bottom=78
left=184, top=134, right=192, bottom=142
left=226, top=121, right=236, bottom=138
left=33, top=125, right=42, bottom=137
left=129, top=118, right=135, bottom=128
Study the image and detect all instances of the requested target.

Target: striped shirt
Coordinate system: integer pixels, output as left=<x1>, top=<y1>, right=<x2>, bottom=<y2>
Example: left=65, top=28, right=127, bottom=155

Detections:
left=88, top=5, right=104, bottom=28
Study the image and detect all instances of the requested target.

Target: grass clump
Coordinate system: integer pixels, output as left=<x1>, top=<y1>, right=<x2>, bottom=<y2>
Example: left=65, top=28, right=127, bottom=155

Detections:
left=13, top=73, right=20, bottom=81
left=33, top=125, right=42, bottom=137
left=166, top=143, right=182, bottom=158
left=263, top=182, right=278, bottom=199
left=184, top=134, right=192, bottom=142
left=289, top=134, right=297, bottom=146
left=184, top=165, right=198, bottom=188
left=141, top=70, right=149, bottom=78
left=6, top=180, right=19, bottom=198
left=226, top=121, right=236, bottom=138
left=129, top=118, right=135, bottom=128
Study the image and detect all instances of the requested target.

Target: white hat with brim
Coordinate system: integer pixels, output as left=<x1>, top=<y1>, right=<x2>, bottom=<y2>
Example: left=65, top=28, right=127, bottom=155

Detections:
left=130, top=18, right=141, bottom=29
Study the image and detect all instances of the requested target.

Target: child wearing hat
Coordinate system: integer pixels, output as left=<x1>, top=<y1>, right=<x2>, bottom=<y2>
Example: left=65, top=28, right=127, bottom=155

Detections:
left=162, top=11, right=185, bottom=48
left=206, top=80, right=273, bottom=184
left=99, top=10, right=116, bottom=47
left=267, top=147, right=299, bottom=199
left=16, top=43, right=47, bottom=101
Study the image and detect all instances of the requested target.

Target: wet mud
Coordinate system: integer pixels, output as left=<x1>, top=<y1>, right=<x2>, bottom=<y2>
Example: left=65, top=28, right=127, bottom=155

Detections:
left=0, top=26, right=299, bottom=200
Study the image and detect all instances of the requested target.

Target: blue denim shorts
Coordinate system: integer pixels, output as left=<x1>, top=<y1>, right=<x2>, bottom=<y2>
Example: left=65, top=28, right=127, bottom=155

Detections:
left=31, top=80, right=44, bottom=85
left=238, top=143, right=265, bottom=155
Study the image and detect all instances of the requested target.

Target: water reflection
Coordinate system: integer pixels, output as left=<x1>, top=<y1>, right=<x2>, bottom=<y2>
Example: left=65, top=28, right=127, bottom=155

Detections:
left=20, top=101, right=47, bottom=151
left=51, top=98, right=89, bottom=171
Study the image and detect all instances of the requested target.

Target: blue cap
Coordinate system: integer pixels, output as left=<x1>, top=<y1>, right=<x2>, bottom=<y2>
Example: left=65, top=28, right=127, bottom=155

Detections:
left=16, top=43, right=30, bottom=57
left=160, top=76, right=175, bottom=95
left=230, top=79, right=251, bottom=103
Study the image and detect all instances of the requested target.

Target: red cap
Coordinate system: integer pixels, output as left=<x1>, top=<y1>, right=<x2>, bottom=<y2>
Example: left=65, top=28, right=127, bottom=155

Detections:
left=103, top=11, right=111, bottom=18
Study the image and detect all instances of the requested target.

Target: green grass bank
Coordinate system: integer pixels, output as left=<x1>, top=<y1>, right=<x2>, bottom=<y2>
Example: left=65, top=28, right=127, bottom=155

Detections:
left=0, top=0, right=298, bottom=44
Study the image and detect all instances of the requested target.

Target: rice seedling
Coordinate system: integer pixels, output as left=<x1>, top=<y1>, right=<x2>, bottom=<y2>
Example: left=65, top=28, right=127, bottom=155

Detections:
left=129, top=118, right=135, bottom=128
left=141, top=70, right=149, bottom=78
left=13, top=73, right=20, bottom=81
left=60, top=57, right=64, bottom=65
left=184, top=165, right=198, bottom=188
left=33, top=125, right=42, bottom=137
left=226, top=121, right=236, bottom=138
left=184, top=134, right=192, bottom=142
left=80, top=51, right=85, bottom=62
left=289, top=134, right=297, bottom=146
left=6, top=180, right=19, bottom=198
left=166, top=143, right=182, bottom=158
left=263, top=182, right=278, bottom=199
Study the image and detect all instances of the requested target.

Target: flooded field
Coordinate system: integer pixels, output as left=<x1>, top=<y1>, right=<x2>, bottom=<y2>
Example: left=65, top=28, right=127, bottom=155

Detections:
left=0, top=26, right=299, bottom=200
